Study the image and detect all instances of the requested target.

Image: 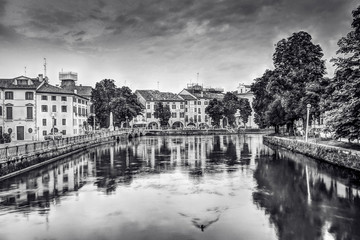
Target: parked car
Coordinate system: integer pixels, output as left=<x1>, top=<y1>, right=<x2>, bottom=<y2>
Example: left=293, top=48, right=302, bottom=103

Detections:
left=44, top=133, right=63, bottom=140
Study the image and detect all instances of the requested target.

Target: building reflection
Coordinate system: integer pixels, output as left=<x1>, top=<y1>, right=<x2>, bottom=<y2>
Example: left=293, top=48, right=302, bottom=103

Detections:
left=252, top=148, right=360, bottom=240
left=0, top=134, right=264, bottom=211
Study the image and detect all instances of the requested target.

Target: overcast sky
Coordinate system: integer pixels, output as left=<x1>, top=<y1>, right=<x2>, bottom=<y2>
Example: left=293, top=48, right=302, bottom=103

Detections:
left=0, top=0, right=358, bottom=92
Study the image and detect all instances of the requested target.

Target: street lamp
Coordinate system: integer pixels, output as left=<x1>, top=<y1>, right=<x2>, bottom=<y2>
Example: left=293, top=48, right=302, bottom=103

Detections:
left=125, top=116, right=129, bottom=129
left=92, top=113, right=96, bottom=134
left=305, top=104, right=311, bottom=142
left=51, top=113, right=55, bottom=135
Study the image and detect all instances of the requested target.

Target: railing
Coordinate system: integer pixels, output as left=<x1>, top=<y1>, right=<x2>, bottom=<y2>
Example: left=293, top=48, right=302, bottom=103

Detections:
left=0, top=128, right=145, bottom=163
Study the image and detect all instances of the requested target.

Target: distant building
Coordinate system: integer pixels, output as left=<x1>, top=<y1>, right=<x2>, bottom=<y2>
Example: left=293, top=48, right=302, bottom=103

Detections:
left=0, top=76, right=42, bottom=141
left=179, top=83, right=224, bottom=127
left=235, top=83, right=257, bottom=128
left=135, top=90, right=185, bottom=129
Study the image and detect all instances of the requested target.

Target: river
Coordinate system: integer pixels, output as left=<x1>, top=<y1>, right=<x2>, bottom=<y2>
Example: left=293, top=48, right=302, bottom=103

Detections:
left=0, top=134, right=359, bottom=240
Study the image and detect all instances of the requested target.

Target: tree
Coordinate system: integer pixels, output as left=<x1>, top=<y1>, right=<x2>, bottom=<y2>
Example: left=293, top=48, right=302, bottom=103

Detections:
left=87, top=115, right=99, bottom=130
left=323, top=5, right=360, bottom=140
left=223, top=92, right=239, bottom=126
left=205, top=98, right=224, bottom=128
left=272, top=31, right=326, bottom=135
left=154, top=102, right=171, bottom=127
left=238, top=98, right=252, bottom=127
left=111, top=86, right=143, bottom=128
left=91, top=79, right=116, bottom=128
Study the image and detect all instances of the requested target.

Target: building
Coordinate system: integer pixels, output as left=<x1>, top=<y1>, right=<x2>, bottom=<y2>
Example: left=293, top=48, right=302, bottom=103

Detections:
left=235, top=83, right=257, bottom=128
left=0, top=75, right=43, bottom=141
left=135, top=90, right=185, bottom=129
left=179, top=83, right=224, bottom=128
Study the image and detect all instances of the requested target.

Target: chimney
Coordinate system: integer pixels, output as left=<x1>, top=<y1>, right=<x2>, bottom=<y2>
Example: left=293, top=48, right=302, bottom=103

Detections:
left=74, top=89, right=77, bottom=94
left=38, top=74, right=43, bottom=82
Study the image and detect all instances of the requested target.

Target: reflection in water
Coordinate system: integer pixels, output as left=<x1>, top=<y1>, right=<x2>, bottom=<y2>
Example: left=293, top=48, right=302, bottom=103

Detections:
left=0, top=135, right=359, bottom=240
left=253, top=148, right=360, bottom=240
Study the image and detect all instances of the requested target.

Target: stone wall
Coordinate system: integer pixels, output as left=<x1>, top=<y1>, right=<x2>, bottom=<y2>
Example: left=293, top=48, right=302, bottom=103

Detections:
left=263, top=136, right=360, bottom=171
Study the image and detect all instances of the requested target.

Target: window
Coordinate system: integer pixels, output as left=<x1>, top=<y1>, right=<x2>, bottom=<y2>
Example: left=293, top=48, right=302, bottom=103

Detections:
left=41, top=105, right=48, bottom=112
left=52, top=105, right=56, bottom=112
left=185, top=116, right=188, bottom=122
left=17, top=79, right=28, bottom=85
left=73, top=119, right=77, bottom=126
left=198, top=101, right=201, bottom=105
left=204, top=101, right=208, bottom=105
left=205, top=115, right=208, bottom=122
left=41, top=95, right=48, bottom=100
left=61, top=96, right=67, bottom=101
left=194, top=101, right=197, bottom=105
left=62, top=119, right=66, bottom=125
left=185, top=108, right=188, bottom=112
left=180, top=105, right=184, bottom=109
left=146, top=113, right=151, bottom=118
left=198, top=115, right=201, bottom=122
left=25, top=92, right=34, bottom=100
left=43, top=119, right=47, bottom=126
left=0, top=106, right=2, bottom=116
left=61, top=106, right=67, bottom=112
left=51, top=96, right=56, bottom=101
left=172, top=104, right=176, bottom=109
left=78, top=99, right=81, bottom=103
left=53, top=119, right=57, bottom=126
left=73, top=106, right=77, bottom=114
left=26, top=107, right=33, bottom=119
left=6, top=107, right=13, bottom=120
left=82, top=108, right=85, bottom=115
left=5, top=91, right=13, bottom=100
left=180, top=112, right=184, bottom=118
left=78, top=107, right=81, bottom=116
left=198, top=108, right=201, bottom=114
left=73, top=97, right=76, bottom=102
left=171, top=112, right=177, bottom=118
left=43, top=130, right=47, bottom=136
left=61, top=130, right=66, bottom=135
left=147, top=105, right=150, bottom=109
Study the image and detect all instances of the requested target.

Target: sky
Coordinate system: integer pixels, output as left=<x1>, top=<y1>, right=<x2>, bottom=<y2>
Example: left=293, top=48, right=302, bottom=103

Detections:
left=0, top=0, right=358, bottom=92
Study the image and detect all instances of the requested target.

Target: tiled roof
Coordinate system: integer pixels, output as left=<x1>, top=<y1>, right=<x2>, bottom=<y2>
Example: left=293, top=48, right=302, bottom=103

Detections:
left=75, top=85, right=92, bottom=97
left=179, top=94, right=197, bottom=100
left=192, top=92, right=224, bottom=100
left=37, top=83, right=75, bottom=94
left=0, top=76, right=41, bottom=89
left=137, top=90, right=184, bottom=101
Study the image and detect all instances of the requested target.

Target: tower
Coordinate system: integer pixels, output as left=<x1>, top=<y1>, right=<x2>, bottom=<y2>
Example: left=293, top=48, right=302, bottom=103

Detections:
left=59, top=71, right=77, bottom=90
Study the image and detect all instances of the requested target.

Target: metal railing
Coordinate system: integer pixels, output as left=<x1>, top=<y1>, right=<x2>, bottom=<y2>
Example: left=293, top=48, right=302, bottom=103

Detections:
left=0, top=128, right=145, bottom=163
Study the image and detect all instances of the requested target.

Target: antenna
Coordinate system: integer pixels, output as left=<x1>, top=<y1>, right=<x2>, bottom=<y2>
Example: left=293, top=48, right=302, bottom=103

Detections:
left=24, top=66, right=27, bottom=76
left=197, top=72, right=199, bottom=84
left=43, top=58, right=47, bottom=77
left=157, top=81, right=159, bottom=90
left=124, top=80, right=127, bottom=86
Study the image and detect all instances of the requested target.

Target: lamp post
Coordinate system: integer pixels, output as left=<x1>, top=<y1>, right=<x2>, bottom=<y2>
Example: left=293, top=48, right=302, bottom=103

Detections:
left=51, top=113, right=55, bottom=135
left=305, top=104, right=311, bottom=142
left=92, top=113, right=96, bottom=134
left=125, top=116, right=129, bottom=129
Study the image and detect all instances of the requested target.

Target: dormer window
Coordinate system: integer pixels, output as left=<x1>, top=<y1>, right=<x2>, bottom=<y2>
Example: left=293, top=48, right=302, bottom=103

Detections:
left=17, top=79, right=28, bottom=85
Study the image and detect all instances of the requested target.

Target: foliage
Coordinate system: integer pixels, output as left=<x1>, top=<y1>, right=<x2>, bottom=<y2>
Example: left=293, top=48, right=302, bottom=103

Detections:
left=205, top=98, right=224, bottom=127
left=111, top=87, right=143, bottom=127
left=223, top=92, right=240, bottom=126
left=251, top=31, right=326, bottom=135
left=154, top=102, right=171, bottom=127
left=2, top=133, right=11, bottom=143
left=323, top=5, right=360, bottom=140
left=238, top=98, right=252, bottom=126
left=91, top=79, right=117, bottom=128
left=91, top=80, right=143, bottom=129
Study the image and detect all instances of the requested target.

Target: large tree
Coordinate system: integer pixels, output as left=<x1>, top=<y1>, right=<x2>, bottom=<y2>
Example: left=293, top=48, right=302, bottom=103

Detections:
left=91, top=79, right=117, bottom=128
left=238, top=98, right=252, bottom=127
left=111, top=86, right=143, bottom=128
left=223, top=92, right=239, bottom=126
left=154, top=102, right=171, bottom=127
left=205, top=98, right=224, bottom=128
left=324, top=5, right=360, bottom=140
left=273, top=31, right=326, bottom=134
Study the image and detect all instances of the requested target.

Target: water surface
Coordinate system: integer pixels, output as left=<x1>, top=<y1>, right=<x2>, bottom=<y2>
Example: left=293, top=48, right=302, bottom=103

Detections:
left=0, top=135, right=359, bottom=240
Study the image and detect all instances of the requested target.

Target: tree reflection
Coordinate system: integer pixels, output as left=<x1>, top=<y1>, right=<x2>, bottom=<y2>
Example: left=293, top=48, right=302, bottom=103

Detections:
left=253, top=150, right=360, bottom=240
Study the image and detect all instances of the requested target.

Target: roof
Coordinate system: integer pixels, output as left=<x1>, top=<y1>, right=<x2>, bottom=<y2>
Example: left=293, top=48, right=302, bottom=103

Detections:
left=75, top=85, right=92, bottom=97
left=136, top=90, right=184, bottom=101
left=179, top=94, right=197, bottom=100
left=37, top=83, right=89, bottom=99
left=0, top=76, right=42, bottom=89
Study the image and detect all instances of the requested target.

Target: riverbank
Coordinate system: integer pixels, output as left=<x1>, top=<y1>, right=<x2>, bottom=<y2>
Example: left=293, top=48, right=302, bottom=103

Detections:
left=146, top=128, right=271, bottom=136
left=263, top=136, right=360, bottom=172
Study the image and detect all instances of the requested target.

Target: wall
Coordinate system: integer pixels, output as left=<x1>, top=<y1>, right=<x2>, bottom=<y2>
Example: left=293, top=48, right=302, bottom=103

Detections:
left=263, top=136, right=360, bottom=171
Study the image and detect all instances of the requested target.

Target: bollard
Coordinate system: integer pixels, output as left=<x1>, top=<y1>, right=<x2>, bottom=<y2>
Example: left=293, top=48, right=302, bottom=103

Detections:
left=25, top=144, right=28, bottom=154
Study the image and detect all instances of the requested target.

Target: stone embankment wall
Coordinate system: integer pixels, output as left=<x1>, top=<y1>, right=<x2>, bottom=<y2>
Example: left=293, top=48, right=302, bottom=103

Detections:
left=263, top=136, right=360, bottom=171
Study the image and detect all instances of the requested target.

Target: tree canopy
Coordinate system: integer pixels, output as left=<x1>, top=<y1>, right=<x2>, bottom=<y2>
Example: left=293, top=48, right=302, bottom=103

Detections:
left=91, top=79, right=143, bottom=128
left=323, top=5, right=360, bottom=140
left=154, top=102, right=171, bottom=127
left=205, top=98, right=224, bottom=127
